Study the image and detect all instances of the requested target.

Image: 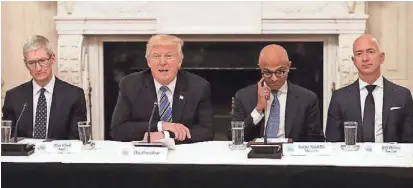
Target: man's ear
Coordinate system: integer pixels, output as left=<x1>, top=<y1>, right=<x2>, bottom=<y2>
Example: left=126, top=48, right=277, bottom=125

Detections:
left=380, top=52, right=385, bottom=62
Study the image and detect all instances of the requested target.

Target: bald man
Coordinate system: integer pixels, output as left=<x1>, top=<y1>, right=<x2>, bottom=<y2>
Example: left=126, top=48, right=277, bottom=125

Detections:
left=326, top=34, right=413, bottom=143
left=232, top=44, right=325, bottom=142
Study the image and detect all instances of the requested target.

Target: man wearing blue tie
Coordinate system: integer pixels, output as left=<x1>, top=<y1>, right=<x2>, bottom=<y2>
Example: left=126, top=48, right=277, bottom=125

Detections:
left=110, top=34, right=213, bottom=144
left=232, top=44, right=325, bottom=142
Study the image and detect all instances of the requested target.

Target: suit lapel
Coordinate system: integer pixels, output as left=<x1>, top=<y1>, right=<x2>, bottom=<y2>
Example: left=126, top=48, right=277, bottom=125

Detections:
left=172, top=71, right=187, bottom=122
left=285, top=82, right=298, bottom=137
left=48, top=78, right=65, bottom=138
left=382, top=78, right=396, bottom=132
left=143, top=71, right=160, bottom=120
left=347, top=81, right=363, bottom=141
left=23, top=81, right=34, bottom=137
left=348, top=81, right=363, bottom=124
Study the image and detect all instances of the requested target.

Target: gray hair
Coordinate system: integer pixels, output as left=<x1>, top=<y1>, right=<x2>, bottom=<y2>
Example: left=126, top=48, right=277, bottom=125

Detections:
left=23, top=35, right=53, bottom=58
left=145, top=34, right=184, bottom=59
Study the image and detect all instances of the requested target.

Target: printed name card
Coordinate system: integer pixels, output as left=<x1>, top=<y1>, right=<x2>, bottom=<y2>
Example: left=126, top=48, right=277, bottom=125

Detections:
left=371, top=143, right=413, bottom=157
left=283, top=143, right=333, bottom=156
left=35, top=140, right=82, bottom=154
left=121, top=146, right=168, bottom=162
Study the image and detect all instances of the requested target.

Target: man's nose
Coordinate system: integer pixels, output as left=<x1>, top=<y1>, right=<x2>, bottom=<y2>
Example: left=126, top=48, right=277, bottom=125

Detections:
left=34, top=63, right=42, bottom=71
left=270, top=74, right=278, bottom=82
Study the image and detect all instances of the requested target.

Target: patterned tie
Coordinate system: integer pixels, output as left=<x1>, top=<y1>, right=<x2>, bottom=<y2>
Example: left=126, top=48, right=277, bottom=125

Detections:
left=34, top=88, right=47, bottom=138
left=266, top=91, right=280, bottom=138
left=363, top=85, right=376, bottom=142
left=159, top=86, right=172, bottom=122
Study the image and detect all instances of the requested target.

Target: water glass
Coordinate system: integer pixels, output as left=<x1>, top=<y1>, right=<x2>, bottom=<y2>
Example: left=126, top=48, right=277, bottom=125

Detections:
left=1, top=120, right=12, bottom=143
left=229, top=121, right=246, bottom=150
left=78, top=121, right=95, bottom=150
left=342, top=121, right=359, bottom=151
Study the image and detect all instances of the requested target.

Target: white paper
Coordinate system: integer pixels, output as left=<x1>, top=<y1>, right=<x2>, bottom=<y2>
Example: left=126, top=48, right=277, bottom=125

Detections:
left=254, top=138, right=289, bottom=143
left=18, top=138, right=46, bottom=145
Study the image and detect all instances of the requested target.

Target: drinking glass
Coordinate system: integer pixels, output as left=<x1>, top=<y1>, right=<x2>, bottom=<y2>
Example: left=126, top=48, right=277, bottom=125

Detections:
left=1, top=120, right=12, bottom=143
left=342, top=121, right=359, bottom=151
left=229, top=121, right=246, bottom=150
left=78, top=121, right=95, bottom=150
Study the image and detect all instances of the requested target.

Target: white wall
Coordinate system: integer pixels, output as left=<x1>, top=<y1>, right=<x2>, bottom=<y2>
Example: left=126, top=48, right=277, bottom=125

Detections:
left=367, top=2, right=413, bottom=91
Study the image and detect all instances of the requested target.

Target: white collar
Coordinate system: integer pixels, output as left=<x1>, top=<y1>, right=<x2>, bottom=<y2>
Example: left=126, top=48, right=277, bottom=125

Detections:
left=33, top=75, right=56, bottom=95
left=359, top=75, right=384, bottom=90
left=153, top=76, right=177, bottom=94
left=264, top=81, right=288, bottom=93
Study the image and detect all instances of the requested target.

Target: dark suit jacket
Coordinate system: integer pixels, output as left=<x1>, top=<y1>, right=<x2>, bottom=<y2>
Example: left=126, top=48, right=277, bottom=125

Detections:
left=232, top=81, right=325, bottom=142
left=326, top=78, right=413, bottom=143
left=2, top=77, right=87, bottom=140
left=111, top=70, right=213, bottom=144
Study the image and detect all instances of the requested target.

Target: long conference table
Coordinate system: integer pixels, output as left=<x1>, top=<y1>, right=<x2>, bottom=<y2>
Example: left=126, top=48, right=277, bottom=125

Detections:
left=2, top=140, right=413, bottom=188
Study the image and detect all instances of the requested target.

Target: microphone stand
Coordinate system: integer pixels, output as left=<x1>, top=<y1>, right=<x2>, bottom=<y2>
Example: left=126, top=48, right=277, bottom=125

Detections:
left=1, top=103, right=35, bottom=156
left=132, top=101, right=163, bottom=148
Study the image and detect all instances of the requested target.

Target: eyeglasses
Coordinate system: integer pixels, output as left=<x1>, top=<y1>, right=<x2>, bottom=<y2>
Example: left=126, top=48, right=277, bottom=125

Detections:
left=261, top=69, right=288, bottom=78
left=25, top=56, right=51, bottom=69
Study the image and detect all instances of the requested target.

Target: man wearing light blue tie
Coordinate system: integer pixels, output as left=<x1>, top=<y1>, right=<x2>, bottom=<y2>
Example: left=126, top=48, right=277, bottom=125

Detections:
left=232, top=44, right=325, bottom=142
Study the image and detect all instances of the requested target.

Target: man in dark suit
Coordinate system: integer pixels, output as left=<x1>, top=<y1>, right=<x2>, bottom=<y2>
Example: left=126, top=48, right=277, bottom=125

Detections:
left=233, top=44, right=324, bottom=142
left=111, top=34, right=213, bottom=144
left=2, top=35, right=87, bottom=140
left=326, top=34, right=413, bottom=143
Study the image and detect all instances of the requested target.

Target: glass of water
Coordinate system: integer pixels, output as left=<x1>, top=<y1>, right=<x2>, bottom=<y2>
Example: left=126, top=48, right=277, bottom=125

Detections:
left=1, top=120, right=12, bottom=143
left=78, top=121, right=95, bottom=150
left=229, top=121, right=246, bottom=150
left=342, top=121, right=359, bottom=151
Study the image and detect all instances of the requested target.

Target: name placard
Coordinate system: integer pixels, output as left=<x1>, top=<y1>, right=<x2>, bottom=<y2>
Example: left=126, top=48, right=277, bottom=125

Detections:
left=371, top=143, right=413, bottom=157
left=35, top=140, right=82, bottom=154
left=121, top=146, right=168, bottom=162
left=283, top=143, right=332, bottom=156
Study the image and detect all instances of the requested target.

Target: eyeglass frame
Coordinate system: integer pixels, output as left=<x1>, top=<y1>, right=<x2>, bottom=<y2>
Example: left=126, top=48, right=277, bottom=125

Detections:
left=261, top=68, right=289, bottom=78
left=24, top=55, right=52, bottom=69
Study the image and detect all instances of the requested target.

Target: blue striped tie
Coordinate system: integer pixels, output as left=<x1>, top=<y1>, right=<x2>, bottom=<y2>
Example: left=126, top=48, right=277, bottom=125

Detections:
left=159, top=86, right=172, bottom=122
left=267, top=91, right=280, bottom=138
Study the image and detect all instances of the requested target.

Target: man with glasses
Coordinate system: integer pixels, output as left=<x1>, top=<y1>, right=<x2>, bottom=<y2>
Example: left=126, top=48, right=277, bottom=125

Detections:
left=111, top=34, right=213, bottom=144
left=2, top=35, right=87, bottom=140
left=232, top=44, right=325, bottom=142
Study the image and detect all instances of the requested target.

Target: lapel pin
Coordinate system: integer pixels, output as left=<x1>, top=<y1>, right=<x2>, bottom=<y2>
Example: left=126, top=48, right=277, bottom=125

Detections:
left=179, top=95, right=184, bottom=100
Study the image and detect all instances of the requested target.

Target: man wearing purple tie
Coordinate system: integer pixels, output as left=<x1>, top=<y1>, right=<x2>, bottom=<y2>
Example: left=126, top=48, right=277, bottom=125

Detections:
left=232, top=44, right=325, bottom=142
left=111, top=34, right=213, bottom=144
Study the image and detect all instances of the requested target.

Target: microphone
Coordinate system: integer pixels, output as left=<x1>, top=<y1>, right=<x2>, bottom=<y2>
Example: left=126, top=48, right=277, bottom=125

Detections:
left=263, top=116, right=270, bottom=145
left=1, top=103, right=35, bottom=156
left=13, top=103, right=27, bottom=143
left=147, top=101, right=158, bottom=143
left=132, top=100, right=164, bottom=148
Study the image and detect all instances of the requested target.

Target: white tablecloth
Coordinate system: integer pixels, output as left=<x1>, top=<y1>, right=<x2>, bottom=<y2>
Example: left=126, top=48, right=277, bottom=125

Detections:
left=2, top=140, right=413, bottom=167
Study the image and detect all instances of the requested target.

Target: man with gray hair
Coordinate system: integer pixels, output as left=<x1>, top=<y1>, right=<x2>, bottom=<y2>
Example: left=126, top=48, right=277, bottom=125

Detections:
left=111, top=34, right=213, bottom=144
left=2, top=35, right=87, bottom=140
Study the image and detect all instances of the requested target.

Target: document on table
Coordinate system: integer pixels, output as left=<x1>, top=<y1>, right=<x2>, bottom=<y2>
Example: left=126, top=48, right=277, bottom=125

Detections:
left=253, top=138, right=289, bottom=143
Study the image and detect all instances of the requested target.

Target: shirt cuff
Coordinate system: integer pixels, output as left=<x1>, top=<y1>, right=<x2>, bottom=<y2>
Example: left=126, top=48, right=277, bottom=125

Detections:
left=157, top=121, right=163, bottom=131
left=251, top=109, right=264, bottom=125
left=163, top=131, right=170, bottom=139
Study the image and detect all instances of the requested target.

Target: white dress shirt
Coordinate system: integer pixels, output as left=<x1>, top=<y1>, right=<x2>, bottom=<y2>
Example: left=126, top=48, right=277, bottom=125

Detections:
left=153, top=77, right=177, bottom=139
left=250, top=81, right=288, bottom=138
left=32, top=75, right=55, bottom=138
left=359, top=76, right=384, bottom=143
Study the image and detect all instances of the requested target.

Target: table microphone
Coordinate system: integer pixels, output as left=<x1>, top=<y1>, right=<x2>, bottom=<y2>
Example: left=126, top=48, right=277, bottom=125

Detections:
left=132, top=101, right=164, bottom=147
left=13, top=103, right=27, bottom=143
left=147, top=101, right=158, bottom=143
left=1, top=103, right=35, bottom=156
